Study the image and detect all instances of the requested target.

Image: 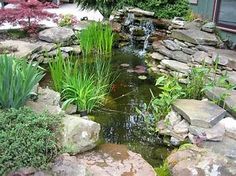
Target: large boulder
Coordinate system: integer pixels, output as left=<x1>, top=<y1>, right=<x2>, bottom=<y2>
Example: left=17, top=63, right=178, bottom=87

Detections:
left=76, top=144, right=156, bottom=176
left=61, top=115, right=100, bottom=154
left=205, top=87, right=236, bottom=117
left=25, top=87, right=62, bottom=115
left=171, top=29, right=219, bottom=46
left=0, top=40, right=42, bottom=58
left=172, top=99, right=226, bottom=128
left=39, top=27, right=75, bottom=44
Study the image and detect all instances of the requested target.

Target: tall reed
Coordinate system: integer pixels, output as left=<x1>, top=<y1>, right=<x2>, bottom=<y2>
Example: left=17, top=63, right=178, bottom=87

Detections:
left=78, top=22, right=113, bottom=56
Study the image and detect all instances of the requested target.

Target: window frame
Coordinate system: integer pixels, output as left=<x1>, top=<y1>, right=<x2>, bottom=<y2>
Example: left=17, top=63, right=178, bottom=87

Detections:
left=213, top=0, right=236, bottom=32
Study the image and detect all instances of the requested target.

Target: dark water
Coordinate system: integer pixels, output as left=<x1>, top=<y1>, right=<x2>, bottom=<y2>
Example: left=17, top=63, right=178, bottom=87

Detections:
left=93, top=50, right=171, bottom=167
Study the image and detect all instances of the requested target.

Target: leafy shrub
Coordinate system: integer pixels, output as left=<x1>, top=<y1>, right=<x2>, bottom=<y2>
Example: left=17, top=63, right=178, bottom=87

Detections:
left=0, top=108, right=62, bottom=175
left=0, top=0, right=56, bottom=35
left=58, top=14, right=78, bottom=27
left=0, top=55, right=44, bottom=109
left=77, top=22, right=114, bottom=56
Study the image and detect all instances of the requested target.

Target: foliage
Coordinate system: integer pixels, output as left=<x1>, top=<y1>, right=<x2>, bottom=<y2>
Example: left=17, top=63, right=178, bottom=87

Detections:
left=154, top=160, right=171, bottom=176
left=62, top=57, right=114, bottom=112
left=117, top=0, right=189, bottom=19
left=150, top=76, right=185, bottom=121
left=75, top=0, right=118, bottom=19
left=0, top=0, right=56, bottom=35
left=78, top=22, right=113, bottom=56
left=0, top=55, right=44, bottom=109
left=0, top=108, right=62, bottom=175
left=58, top=14, right=78, bottom=27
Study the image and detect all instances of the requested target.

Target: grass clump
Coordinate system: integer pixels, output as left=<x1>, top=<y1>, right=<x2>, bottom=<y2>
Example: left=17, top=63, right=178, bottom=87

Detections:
left=0, top=108, right=62, bottom=175
left=154, top=161, right=171, bottom=176
left=0, top=55, right=44, bottom=109
left=78, top=22, right=113, bottom=56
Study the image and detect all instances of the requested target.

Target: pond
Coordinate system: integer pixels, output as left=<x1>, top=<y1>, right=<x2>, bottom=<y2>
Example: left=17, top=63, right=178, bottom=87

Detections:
left=93, top=50, right=171, bottom=167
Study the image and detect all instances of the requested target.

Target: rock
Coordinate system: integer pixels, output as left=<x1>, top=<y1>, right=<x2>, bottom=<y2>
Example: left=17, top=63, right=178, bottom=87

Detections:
left=227, top=71, right=236, bottom=84
left=167, top=145, right=236, bottom=176
left=173, top=119, right=189, bottom=134
left=0, top=40, right=41, bottom=58
left=189, top=122, right=225, bottom=141
left=172, top=99, right=226, bottom=128
left=201, top=22, right=215, bottom=33
left=163, top=40, right=181, bottom=51
left=220, top=117, right=236, bottom=140
left=172, top=51, right=192, bottom=63
left=153, top=42, right=173, bottom=58
left=172, top=17, right=185, bottom=27
left=192, top=51, right=213, bottom=64
left=39, top=27, right=75, bottom=44
left=62, top=115, right=100, bottom=154
left=170, top=137, right=181, bottom=146
left=52, top=154, right=91, bottom=176
left=152, top=19, right=171, bottom=29
left=182, top=47, right=196, bottom=55
left=111, top=21, right=122, bottom=33
left=127, top=7, right=154, bottom=17
left=205, top=87, right=236, bottom=117
left=174, top=39, right=188, bottom=48
left=196, top=45, right=216, bottom=54
left=60, top=47, right=74, bottom=53
left=170, top=71, right=187, bottom=78
left=171, top=29, right=219, bottom=46
left=76, top=144, right=156, bottom=176
left=71, top=45, right=82, bottom=55
left=165, top=110, right=182, bottom=126
left=212, top=49, right=236, bottom=69
left=149, top=52, right=165, bottom=61
left=25, top=87, right=62, bottom=115
left=131, top=27, right=145, bottom=36
left=161, top=60, right=191, bottom=74
left=73, top=21, right=91, bottom=31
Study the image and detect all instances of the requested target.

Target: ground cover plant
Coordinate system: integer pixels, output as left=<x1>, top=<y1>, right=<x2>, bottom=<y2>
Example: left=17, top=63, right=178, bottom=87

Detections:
left=0, top=55, right=44, bottom=109
left=78, top=22, right=114, bottom=56
left=0, top=108, right=62, bottom=175
left=0, top=0, right=57, bottom=35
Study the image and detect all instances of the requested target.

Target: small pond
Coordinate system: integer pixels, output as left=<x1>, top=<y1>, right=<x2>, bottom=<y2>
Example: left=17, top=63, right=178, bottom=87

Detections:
left=93, top=50, right=171, bottom=167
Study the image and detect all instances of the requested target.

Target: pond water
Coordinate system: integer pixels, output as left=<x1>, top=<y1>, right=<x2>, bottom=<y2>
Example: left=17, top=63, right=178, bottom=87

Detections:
left=93, top=50, right=171, bottom=167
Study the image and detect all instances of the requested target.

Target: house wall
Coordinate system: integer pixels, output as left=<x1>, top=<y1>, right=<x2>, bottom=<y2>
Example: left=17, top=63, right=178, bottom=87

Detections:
left=189, top=0, right=236, bottom=47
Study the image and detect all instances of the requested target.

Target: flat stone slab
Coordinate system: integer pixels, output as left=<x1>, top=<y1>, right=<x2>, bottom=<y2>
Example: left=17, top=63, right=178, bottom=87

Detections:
left=228, top=71, right=236, bottom=85
left=212, top=49, right=236, bottom=69
left=220, top=117, right=236, bottom=140
left=172, top=99, right=226, bottom=128
left=171, top=29, right=219, bottom=46
left=76, top=144, right=156, bottom=176
left=205, top=87, right=236, bottom=117
left=0, top=40, right=41, bottom=58
left=161, top=59, right=191, bottom=74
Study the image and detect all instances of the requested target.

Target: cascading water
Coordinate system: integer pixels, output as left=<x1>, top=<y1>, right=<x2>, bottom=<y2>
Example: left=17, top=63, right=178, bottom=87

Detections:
left=123, top=13, right=155, bottom=56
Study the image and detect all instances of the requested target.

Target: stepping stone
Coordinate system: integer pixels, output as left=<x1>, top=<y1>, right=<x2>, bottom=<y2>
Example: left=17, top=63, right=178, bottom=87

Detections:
left=171, top=29, right=219, bottom=46
left=205, top=87, right=236, bottom=117
left=172, top=99, right=226, bottom=128
left=161, top=60, right=191, bottom=74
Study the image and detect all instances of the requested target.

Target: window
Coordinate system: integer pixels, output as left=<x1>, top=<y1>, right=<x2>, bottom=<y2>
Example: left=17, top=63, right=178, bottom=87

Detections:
left=214, top=0, right=236, bottom=31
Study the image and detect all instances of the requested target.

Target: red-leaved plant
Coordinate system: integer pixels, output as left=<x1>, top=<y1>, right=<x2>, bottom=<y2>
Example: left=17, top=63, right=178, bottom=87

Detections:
left=0, top=0, right=57, bottom=35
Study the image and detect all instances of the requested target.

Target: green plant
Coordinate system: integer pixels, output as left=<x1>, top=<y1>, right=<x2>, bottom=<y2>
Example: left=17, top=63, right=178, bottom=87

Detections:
left=0, top=55, right=44, bottom=109
left=62, top=57, right=114, bottom=113
left=77, top=22, right=113, bottom=56
left=0, top=108, right=62, bottom=175
left=151, top=76, right=185, bottom=121
left=58, top=14, right=78, bottom=27
left=154, top=160, right=171, bottom=176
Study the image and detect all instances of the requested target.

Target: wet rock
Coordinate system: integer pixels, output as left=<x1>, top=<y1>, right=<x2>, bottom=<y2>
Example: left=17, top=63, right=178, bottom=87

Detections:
left=62, top=115, right=100, bottom=154
left=189, top=122, right=225, bottom=141
left=172, top=99, right=226, bottom=128
left=39, top=27, right=75, bottom=44
left=201, top=22, right=215, bottom=33
left=52, top=154, right=91, bottom=176
left=205, top=87, right=236, bottom=117
left=163, top=39, right=181, bottom=51
left=0, top=40, right=42, bottom=58
left=192, top=51, right=213, bottom=64
left=161, top=60, right=191, bottom=74
left=220, top=117, right=236, bottom=140
left=171, top=29, right=219, bottom=46
left=77, top=144, right=156, bottom=176
left=25, top=87, right=62, bottom=115
left=149, top=52, right=165, bottom=61
left=127, top=7, right=155, bottom=17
